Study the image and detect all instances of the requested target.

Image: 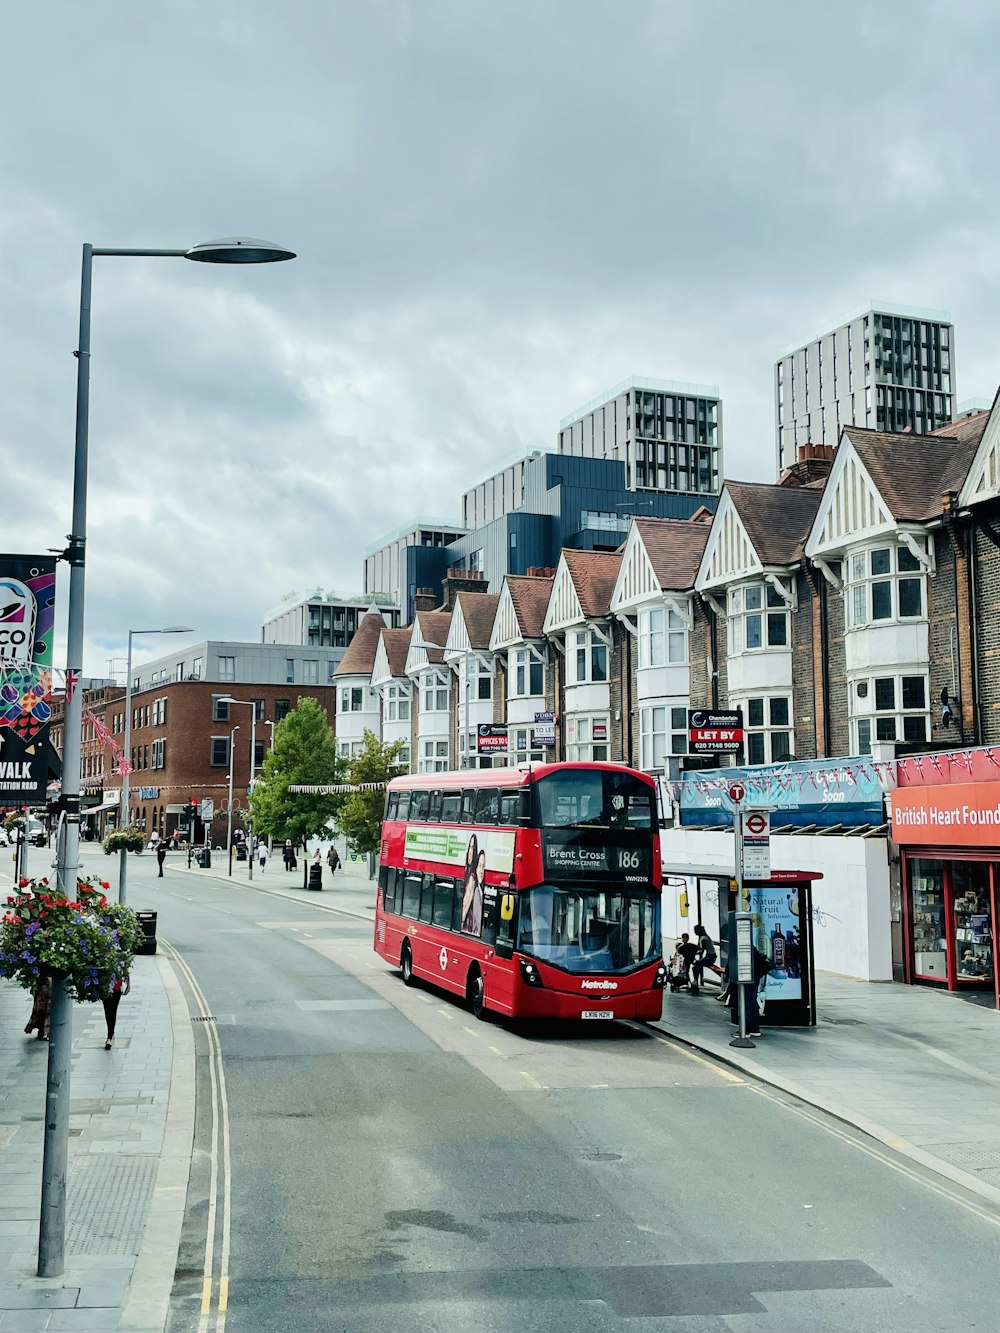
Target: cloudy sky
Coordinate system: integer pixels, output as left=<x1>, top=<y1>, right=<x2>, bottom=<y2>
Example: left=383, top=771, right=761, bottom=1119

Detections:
left=3, top=0, right=998, bottom=676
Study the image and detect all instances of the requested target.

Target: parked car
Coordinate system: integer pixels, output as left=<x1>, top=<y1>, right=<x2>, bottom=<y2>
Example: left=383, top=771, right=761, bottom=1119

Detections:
left=25, top=818, right=47, bottom=847
left=0, top=826, right=9, bottom=847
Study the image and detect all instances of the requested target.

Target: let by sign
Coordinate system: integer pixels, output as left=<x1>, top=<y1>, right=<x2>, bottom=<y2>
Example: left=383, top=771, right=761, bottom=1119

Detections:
left=688, top=709, right=744, bottom=754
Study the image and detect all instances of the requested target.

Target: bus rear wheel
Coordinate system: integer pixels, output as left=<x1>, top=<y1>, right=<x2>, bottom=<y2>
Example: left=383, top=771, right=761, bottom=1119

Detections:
left=400, top=942, right=416, bottom=986
left=467, top=966, right=488, bottom=1021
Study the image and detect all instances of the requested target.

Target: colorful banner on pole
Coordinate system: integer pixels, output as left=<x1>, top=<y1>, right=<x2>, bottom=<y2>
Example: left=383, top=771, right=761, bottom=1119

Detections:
left=0, top=555, right=57, bottom=805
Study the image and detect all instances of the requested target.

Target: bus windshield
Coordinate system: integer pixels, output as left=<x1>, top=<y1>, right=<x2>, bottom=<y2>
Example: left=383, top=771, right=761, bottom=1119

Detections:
left=517, top=885, right=660, bottom=974
left=536, top=769, right=654, bottom=831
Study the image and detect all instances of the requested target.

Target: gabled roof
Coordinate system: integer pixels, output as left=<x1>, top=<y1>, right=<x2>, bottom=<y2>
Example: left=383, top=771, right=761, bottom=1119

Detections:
left=543, top=550, right=622, bottom=634
left=454, top=592, right=500, bottom=650
left=612, top=518, right=709, bottom=611
left=490, top=574, right=554, bottom=650
left=405, top=610, right=452, bottom=674
left=844, top=425, right=980, bottom=523
left=953, top=396, right=1000, bottom=508
left=371, top=627, right=410, bottom=688
left=728, top=482, right=824, bottom=566
left=333, top=611, right=387, bottom=678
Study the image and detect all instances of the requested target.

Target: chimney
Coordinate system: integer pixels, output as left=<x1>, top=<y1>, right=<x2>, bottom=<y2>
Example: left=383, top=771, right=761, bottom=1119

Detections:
left=441, top=568, right=486, bottom=610
left=779, top=441, right=836, bottom=488
left=413, top=587, right=438, bottom=613
left=526, top=566, right=556, bottom=578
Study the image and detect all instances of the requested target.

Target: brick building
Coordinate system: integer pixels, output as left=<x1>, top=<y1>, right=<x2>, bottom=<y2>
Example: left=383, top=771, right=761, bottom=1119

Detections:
left=51, top=680, right=338, bottom=844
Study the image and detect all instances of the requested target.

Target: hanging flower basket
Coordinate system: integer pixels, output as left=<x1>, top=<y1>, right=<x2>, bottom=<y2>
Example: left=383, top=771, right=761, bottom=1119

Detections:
left=103, top=827, right=145, bottom=856
left=0, top=877, right=145, bottom=1002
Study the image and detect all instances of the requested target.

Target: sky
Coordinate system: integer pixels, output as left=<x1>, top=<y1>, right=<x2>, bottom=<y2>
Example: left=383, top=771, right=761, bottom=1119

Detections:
left=3, top=0, right=1000, bottom=676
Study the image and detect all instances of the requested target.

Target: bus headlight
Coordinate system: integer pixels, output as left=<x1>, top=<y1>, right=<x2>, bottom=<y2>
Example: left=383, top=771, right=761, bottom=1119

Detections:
left=519, top=958, right=544, bottom=987
left=653, top=962, right=668, bottom=989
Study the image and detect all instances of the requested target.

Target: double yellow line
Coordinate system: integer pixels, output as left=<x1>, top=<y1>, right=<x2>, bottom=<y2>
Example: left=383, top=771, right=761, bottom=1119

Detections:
left=162, top=940, right=233, bottom=1331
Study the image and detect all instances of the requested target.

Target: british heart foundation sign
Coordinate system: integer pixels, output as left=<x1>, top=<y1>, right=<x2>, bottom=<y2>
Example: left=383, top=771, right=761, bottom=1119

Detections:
left=891, top=781, right=1000, bottom=847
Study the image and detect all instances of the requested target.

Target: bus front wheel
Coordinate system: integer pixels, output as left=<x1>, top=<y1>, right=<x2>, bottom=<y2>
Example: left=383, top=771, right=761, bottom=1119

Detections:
left=401, top=942, right=416, bottom=986
left=467, top=966, right=488, bottom=1021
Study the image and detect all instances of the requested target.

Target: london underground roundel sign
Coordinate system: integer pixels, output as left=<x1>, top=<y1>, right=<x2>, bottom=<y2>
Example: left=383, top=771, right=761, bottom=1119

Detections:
left=744, top=812, right=768, bottom=837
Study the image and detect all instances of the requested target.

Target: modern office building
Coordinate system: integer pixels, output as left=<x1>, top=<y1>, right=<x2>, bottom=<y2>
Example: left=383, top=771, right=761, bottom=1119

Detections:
left=557, top=377, right=723, bottom=497
left=262, top=591, right=399, bottom=655
left=363, top=519, right=467, bottom=623
left=774, top=302, right=956, bottom=474
left=129, top=640, right=343, bottom=693
left=445, top=451, right=716, bottom=594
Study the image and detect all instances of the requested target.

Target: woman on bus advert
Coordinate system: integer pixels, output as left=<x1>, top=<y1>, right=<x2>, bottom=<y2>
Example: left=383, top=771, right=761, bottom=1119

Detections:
left=461, top=835, right=486, bottom=936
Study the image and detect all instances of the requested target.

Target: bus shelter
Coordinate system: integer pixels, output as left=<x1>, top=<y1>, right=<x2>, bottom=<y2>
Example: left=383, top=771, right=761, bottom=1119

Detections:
left=662, top=865, right=821, bottom=1027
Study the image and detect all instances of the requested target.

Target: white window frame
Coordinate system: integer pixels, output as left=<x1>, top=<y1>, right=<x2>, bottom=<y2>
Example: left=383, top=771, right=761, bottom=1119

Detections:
left=421, top=669, right=450, bottom=713
left=568, top=629, right=609, bottom=685
left=419, top=739, right=450, bottom=773
left=218, top=656, right=236, bottom=681
left=639, top=705, right=688, bottom=770
left=385, top=684, right=411, bottom=722
left=302, top=660, right=319, bottom=685
left=638, top=607, right=687, bottom=668
left=844, top=540, right=927, bottom=629
left=727, top=582, right=789, bottom=654
left=732, top=694, right=794, bottom=766
left=151, top=738, right=166, bottom=769
left=565, top=713, right=610, bottom=762
left=510, top=647, right=546, bottom=699
left=509, top=725, right=545, bottom=765
left=850, top=672, right=929, bottom=755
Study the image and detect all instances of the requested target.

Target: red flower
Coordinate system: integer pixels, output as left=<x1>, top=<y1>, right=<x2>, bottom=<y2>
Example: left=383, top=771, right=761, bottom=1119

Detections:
left=18, top=878, right=30, bottom=888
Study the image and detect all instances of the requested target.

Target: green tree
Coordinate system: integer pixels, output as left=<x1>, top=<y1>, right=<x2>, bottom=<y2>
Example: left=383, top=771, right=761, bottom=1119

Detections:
left=336, top=729, right=406, bottom=856
left=247, top=698, right=346, bottom=845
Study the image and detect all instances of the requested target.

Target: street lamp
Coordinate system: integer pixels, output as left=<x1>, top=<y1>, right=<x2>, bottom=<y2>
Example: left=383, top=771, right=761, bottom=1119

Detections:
left=265, top=719, right=275, bottom=750
left=217, top=698, right=258, bottom=879
left=226, top=724, right=240, bottom=877
left=41, top=235, right=295, bottom=1281
left=118, top=624, right=192, bottom=905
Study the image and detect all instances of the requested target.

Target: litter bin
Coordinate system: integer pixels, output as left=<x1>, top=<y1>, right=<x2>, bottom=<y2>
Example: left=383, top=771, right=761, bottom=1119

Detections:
left=136, top=910, right=157, bottom=956
left=308, top=861, right=323, bottom=892
left=197, top=848, right=211, bottom=869
left=235, top=844, right=247, bottom=862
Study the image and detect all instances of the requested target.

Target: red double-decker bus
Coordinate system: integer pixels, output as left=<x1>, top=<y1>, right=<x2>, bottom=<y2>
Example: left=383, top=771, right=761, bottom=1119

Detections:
left=374, top=762, right=666, bottom=1022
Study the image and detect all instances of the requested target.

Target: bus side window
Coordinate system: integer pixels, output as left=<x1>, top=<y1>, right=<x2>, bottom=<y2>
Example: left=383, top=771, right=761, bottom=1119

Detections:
left=396, top=791, right=410, bottom=821
left=481, top=891, right=498, bottom=946
left=386, top=792, right=399, bottom=821
left=432, top=878, right=455, bottom=928
left=411, top=791, right=429, bottom=821
left=440, top=792, right=462, bottom=822
left=451, top=877, right=465, bottom=931
left=475, top=789, right=498, bottom=824
left=401, top=872, right=421, bottom=918
left=418, top=874, right=435, bottom=922
left=498, top=791, right=522, bottom=825
left=383, top=867, right=398, bottom=914
left=378, top=862, right=389, bottom=892
left=427, top=790, right=442, bottom=822
left=460, top=789, right=477, bottom=823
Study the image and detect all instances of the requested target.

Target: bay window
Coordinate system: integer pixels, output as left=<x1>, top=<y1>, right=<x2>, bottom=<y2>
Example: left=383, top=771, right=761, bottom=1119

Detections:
left=566, top=713, right=610, bottom=762
left=568, top=629, right=609, bottom=684
left=510, top=727, right=546, bottom=764
left=420, top=739, right=450, bottom=773
left=421, top=670, right=450, bottom=713
left=734, top=695, right=793, bottom=765
left=511, top=648, right=545, bottom=698
left=852, top=673, right=928, bottom=754
left=727, top=583, right=789, bottom=653
left=384, top=684, right=411, bottom=723
left=639, top=607, right=688, bottom=667
left=845, top=542, right=926, bottom=628
left=639, top=705, right=688, bottom=771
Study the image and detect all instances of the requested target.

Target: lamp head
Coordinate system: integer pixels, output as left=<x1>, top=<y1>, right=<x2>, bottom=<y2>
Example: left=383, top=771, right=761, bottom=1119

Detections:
left=184, top=237, right=296, bottom=265
left=160, top=624, right=193, bottom=633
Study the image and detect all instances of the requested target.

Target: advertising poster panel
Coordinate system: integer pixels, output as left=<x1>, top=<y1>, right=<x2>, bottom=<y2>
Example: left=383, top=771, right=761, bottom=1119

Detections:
left=0, top=555, right=57, bottom=805
left=748, top=884, right=802, bottom=1002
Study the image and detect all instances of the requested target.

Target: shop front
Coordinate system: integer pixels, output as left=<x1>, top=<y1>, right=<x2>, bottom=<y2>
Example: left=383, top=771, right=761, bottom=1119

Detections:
left=891, top=777, right=1000, bottom=1008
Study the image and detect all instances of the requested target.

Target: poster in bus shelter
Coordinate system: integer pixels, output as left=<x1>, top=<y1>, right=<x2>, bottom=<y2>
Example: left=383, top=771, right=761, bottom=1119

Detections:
left=0, top=555, right=57, bottom=805
left=748, top=885, right=802, bottom=1002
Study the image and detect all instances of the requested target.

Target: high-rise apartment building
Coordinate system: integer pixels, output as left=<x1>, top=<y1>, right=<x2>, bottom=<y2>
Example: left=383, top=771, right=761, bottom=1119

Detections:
left=363, top=519, right=467, bottom=623
left=774, top=303, right=956, bottom=474
left=557, top=377, right=723, bottom=497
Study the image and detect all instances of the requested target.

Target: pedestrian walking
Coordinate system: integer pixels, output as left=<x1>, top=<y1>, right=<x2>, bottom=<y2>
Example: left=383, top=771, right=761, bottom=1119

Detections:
left=283, top=839, right=294, bottom=872
left=103, top=973, right=130, bottom=1050
left=24, top=978, right=51, bottom=1040
left=326, top=845, right=340, bottom=874
left=258, top=842, right=268, bottom=873
left=156, top=841, right=168, bottom=878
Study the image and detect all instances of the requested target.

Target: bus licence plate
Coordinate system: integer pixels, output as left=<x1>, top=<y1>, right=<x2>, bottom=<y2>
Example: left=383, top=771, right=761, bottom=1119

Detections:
left=581, top=1010, right=614, bottom=1020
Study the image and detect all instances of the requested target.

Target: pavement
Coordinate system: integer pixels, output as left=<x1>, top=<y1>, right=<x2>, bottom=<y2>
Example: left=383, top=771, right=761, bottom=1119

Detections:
left=0, top=856, right=195, bottom=1332
left=657, top=970, right=1000, bottom=1208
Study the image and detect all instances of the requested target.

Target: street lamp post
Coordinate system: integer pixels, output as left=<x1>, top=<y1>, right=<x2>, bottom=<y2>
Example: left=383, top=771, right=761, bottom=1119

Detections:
left=118, top=625, right=191, bottom=905
left=218, top=698, right=257, bottom=878
left=39, top=236, right=295, bottom=1281
left=226, top=724, right=240, bottom=877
